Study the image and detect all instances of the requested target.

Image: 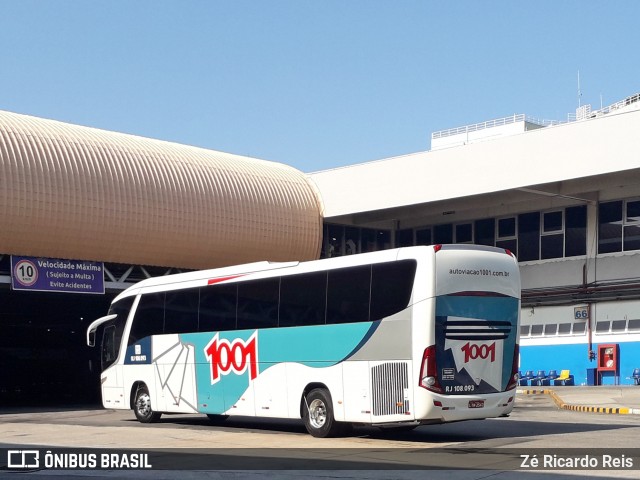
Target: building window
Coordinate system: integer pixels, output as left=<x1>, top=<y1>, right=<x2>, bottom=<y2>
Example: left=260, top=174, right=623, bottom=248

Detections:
left=415, top=228, right=432, bottom=246
left=598, top=199, right=640, bottom=254
left=475, top=218, right=495, bottom=246
left=541, top=210, right=564, bottom=259
left=433, top=224, right=453, bottom=244
left=496, top=217, right=517, bottom=253
left=518, top=212, right=541, bottom=262
left=565, top=205, right=587, bottom=257
left=395, top=229, right=414, bottom=247
left=455, top=223, right=473, bottom=243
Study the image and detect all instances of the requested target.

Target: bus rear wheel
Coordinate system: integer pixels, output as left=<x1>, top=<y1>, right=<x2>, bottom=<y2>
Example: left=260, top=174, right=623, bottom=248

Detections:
left=133, top=385, right=162, bottom=423
left=303, top=388, right=342, bottom=438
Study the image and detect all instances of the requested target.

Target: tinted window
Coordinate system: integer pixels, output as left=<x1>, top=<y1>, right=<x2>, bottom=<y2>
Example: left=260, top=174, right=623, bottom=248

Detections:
left=415, top=228, right=432, bottom=246
left=237, top=278, right=279, bottom=330
left=164, top=288, right=200, bottom=335
left=541, top=234, right=563, bottom=259
left=628, top=319, right=640, bottom=331
left=101, top=296, right=133, bottom=369
left=565, top=205, right=587, bottom=257
left=572, top=322, right=586, bottom=334
left=558, top=323, right=572, bottom=334
left=370, top=260, right=416, bottom=320
left=612, top=320, right=627, bottom=332
left=544, top=324, right=558, bottom=335
left=530, top=324, right=543, bottom=336
left=199, top=284, right=237, bottom=332
left=498, top=217, right=516, bottom=238
left=599, top=201, right=622, bottom=253
left=543, top=211, right=563, bottom=232
left=475, top=218, right=495, bottom=246
left=455, top=224, right=472, bottom=243
left=595, top=321, right=610, bottom=333
left=396, top=229, right=414, bottom=247
left=129, top=293, right=164, bottom=345
left=326, top=265, right=371, bottom=324
left=518, top=212, right=540, bottom=261
left=520, top=325, right=531, bottom=336
left=434, top=224, right=453, bottom=244
left=279, top=271, right=327, bottom=327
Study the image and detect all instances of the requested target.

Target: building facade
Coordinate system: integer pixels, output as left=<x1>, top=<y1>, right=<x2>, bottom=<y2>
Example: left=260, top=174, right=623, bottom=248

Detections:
left=310, top=93, right=640, bottom=385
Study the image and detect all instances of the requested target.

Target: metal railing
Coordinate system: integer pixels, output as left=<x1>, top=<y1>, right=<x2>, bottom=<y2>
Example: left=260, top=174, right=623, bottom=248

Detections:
left=431, top=114, right=566, bottom=140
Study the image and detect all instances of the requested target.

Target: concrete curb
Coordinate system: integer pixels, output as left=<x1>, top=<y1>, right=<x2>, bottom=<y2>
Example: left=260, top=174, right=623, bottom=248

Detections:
left=516, top=388, right=640, bottom=415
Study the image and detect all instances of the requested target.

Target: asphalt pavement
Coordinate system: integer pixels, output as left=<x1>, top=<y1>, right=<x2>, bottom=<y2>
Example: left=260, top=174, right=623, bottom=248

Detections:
left=516, top=385, right=640, bottom=414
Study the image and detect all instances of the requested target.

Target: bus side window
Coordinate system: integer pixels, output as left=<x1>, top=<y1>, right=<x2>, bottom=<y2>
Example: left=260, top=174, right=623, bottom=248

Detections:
left=199, top=284, right=237, bottom=333
left=237, top=278, right=279, bottom=330
left=370, top=260, right=416, bottom=320
left=279, top=271, right=327, bottom=327
left=164, top=288, right=199, bottom=335
left=128, top=292, right=165, bottom=345
left=326, top=265, right=371, bottom=324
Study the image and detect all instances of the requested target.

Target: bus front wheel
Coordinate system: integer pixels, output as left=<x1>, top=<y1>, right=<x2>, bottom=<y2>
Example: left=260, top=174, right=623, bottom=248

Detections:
left=303, top=388, right=341, bottom=438
left=133, top=385, right=162, bottom=423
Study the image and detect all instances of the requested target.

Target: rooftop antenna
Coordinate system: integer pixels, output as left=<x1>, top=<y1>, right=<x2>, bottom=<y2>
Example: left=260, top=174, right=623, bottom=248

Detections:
left=577, top=70, right=582, bottom=108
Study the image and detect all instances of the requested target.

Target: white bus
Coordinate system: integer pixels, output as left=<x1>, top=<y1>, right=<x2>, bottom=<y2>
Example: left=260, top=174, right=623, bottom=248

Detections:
left=87, top=245, right=520, bottom=437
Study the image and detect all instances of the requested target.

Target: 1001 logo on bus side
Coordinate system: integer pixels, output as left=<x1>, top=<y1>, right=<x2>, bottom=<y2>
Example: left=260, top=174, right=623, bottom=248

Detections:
left=204, top=332, right=258, bottom=384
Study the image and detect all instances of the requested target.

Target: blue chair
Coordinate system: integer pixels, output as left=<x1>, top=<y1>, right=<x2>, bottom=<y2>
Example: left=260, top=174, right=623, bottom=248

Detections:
left=518, top=370, right=535, bottom=386
left=532, top=370, right=548, bottom=387
left=632, top=368, right=640, bottom=386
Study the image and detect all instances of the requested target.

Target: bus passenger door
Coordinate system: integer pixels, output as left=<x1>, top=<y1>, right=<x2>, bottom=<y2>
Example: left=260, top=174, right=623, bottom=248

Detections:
left=100, top=325, right=125, bottom=408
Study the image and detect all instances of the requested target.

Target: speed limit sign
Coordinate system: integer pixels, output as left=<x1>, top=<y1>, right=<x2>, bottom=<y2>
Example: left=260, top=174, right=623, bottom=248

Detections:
left=13, top=259, right=38, bottom=287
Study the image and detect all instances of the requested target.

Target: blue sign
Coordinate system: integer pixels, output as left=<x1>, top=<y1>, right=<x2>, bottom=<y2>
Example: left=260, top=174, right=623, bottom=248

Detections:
left=11, top=256, right=105, bottom=294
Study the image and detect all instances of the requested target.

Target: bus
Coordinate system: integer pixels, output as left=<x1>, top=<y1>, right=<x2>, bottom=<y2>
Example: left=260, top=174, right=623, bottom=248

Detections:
left=86, top=245, right=520, bottom=437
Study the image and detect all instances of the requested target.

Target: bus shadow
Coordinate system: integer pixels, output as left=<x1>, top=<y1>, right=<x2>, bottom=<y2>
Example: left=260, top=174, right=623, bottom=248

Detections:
left=123, top=413, right=638, bottom=445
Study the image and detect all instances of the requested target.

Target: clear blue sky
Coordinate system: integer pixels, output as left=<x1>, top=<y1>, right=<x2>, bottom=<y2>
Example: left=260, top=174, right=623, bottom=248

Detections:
left=2, top=1, right=639, bottom=172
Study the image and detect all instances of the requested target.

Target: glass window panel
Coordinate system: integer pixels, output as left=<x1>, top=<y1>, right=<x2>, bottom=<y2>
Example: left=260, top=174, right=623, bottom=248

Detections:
left=595, top=321, right=611, bottom=333
left=530, top=324, right=543, bottom=336
left=475, top=218, right=495, bottom=246
left=498, top=217, right=516, bottom=238
left=395, top=229, right=414, bottom=248
left=544, top=324, right=558, bottom=335
left=520, top=325, right=531, bottom=336
left=361, top=228, right=377, bottom=253
left=518, top=212, right=540, bottom=262
left=345, top=227, right=360, bottom=255
left=496, top=239, right=517, bottom=255
left=624, top=225, right=640, bottom=251
left=541, top=234, right=563, bottom=259
left=370, top=260, right=416, bottom=320
left=572, top=322, right=586, bottom=334
left=237, top=279, right=280, bottom=330
left=565, top=205, right=587, bottom=257
left=599, top=201, right=623, bottom=254
left=164, top=288, right=200, bottom=335
left=433, top=224, right=453, bottom=244
left=376, top=230, right=391, bottom=250
left=558, top=323, right=572, bottom=335
left=543, top=211, right=563, bottom=232
left=327, top=224, right=344, bottom=257
left=611, top=320, right=627, bottom=332
left=326, top=265, right=371, bottom=324
left=279, top=272, right=327, bottom=327
left=129, top=292, right=165, bottom=345
left=415, top=228, right=432, bottom=246
left=199, top=284, right=237, bottom=332
left=626, top=200, right=640, bottom=223
left=628, top=319, right=640, bottom=331
left=455, top=223, right=473, bottom=243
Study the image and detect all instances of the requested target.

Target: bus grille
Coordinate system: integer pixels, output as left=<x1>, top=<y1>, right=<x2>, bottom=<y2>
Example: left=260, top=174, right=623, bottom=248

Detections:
left=444, top=319, right=511, bottom=341
left=371, top=362, right=409, bottom=416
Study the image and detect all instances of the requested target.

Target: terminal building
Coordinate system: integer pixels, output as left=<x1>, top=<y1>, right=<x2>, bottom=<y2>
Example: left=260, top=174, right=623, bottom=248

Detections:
left=2, top=92, right=640, bottom=403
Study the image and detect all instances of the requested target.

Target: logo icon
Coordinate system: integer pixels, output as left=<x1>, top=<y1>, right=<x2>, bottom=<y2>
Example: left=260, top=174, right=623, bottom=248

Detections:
left=204, top=332, right=258, bottom=384
left=8, top=450, right=40, bottom=469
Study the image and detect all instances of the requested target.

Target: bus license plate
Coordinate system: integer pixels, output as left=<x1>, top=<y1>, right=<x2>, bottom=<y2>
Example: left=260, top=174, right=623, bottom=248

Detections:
left=468, top=400, right=484, bottom=409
